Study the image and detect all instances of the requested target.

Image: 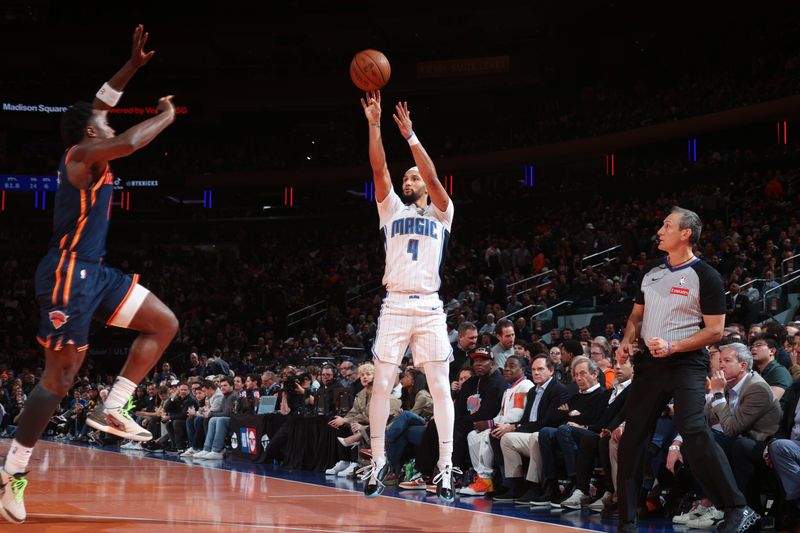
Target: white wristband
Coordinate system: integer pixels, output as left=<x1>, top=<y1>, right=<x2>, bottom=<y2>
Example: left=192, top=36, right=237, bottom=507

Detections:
left=96, top=82, right=123, bottom=107
left=407, top=132, right=420, bottom=147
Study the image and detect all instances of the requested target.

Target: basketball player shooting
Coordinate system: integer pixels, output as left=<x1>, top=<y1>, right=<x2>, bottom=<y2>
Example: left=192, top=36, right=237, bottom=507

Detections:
left=359, top=91, right=457, bottom=501
left=0, top=25, right=178, bottom=524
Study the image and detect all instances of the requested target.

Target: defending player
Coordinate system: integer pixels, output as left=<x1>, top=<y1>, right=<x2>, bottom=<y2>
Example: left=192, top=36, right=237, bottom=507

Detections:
left=359, top=91, right=457, bottom=501
left=0, top=25, right=178, bottom=524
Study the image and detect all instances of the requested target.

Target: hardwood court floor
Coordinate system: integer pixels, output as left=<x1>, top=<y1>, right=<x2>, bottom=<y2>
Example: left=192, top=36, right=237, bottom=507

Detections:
left=3, top=440, right=597, bottom=532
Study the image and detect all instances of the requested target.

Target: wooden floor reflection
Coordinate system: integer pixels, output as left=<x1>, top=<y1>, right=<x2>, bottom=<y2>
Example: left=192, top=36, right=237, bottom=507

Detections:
left=2, top=440, right=584, bottom=532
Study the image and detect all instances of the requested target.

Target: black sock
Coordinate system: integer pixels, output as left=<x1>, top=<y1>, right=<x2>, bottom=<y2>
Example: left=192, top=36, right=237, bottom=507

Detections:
left=13, top=385, right=63, bottom=447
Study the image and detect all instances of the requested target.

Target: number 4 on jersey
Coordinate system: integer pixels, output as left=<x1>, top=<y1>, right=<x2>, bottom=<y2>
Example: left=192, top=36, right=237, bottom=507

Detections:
left=407, top=239, right=419, bottom=261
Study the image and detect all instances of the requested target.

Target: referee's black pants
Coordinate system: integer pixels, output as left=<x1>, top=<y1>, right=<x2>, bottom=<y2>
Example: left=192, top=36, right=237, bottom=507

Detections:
left=617, top=355, right=746, bottom=526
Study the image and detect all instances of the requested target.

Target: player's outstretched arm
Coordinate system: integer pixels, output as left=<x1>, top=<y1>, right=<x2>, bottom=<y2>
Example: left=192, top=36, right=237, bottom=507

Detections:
left=393, top=101, right=449, bottom=212
left=70, top=96, right=176, bottom=172
left=93, top=24, right=155, bottom=112
left=361, top=91, right=392, bottom=202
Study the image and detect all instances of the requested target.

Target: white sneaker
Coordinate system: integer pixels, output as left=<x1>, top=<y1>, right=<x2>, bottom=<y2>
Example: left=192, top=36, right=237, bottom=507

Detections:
left=587, top=491, right=614, bottom=512
left=203, top=451, right=224, bottom=460
left=86, top=406, right=153, bottom=442
left=326, top=460, right=351, bottom=475
left=560, top=488, right=589, bottom=510
left=120, top=441, right=133, bottom=449
left=0, top=468, right=27, bottom=524
left=673, top=502, right=710, bottom=524
left=337, top=462, right=359, bottom=478
left=180, top=448, right=196, bottom=457
left=686, top=506, right=724, bottom=529
left=128, top=442, right=143, bottom=451
left=193, top=450, right=210, bottom=459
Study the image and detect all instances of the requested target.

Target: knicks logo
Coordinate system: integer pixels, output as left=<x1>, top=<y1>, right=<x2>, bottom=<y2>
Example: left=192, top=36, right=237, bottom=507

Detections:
left=466, top=393, right=482, bottom=415
left=670, top=287, right=690, bottom=297
left=49, top=310, right=69, bottom=329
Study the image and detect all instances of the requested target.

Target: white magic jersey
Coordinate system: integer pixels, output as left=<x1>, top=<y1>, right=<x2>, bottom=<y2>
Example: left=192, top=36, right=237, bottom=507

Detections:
left=377, top=189, right=453, bottom=294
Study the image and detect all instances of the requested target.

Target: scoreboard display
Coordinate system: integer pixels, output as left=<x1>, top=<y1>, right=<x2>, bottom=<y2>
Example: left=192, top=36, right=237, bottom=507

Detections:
left=0, top=175, right=58, bottom=191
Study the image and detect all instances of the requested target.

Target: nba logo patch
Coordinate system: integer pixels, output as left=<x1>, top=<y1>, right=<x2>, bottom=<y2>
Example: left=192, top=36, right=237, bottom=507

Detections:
left=49, top=310, right=69, bottom=329
left=679, top=276, right=686, bottom=286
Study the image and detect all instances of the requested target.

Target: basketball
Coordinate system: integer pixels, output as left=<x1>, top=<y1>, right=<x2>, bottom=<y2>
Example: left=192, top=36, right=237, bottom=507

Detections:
left=350, top=49, right=391, bottom=92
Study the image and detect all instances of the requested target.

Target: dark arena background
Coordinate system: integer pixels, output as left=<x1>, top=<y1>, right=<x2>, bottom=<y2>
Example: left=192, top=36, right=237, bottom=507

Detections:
left=1, top=2, right=800, bottom=531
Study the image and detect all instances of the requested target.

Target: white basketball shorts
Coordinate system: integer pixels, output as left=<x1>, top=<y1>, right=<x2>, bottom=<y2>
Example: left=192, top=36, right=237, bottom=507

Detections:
left=372, top=292, right=454, bottom=367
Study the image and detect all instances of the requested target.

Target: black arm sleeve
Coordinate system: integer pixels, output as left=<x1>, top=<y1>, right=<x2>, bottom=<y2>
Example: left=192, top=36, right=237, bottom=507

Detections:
left=694, top=261, right=726, bottom=315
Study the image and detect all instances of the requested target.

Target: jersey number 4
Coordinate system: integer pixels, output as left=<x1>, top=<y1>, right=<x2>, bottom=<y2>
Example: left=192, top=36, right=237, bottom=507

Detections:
left=407, top=239, right=419, bottom=261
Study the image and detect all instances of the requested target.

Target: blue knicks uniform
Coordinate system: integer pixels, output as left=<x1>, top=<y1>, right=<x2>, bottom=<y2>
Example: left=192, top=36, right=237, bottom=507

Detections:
left=35, top=146, right=142, bottom=351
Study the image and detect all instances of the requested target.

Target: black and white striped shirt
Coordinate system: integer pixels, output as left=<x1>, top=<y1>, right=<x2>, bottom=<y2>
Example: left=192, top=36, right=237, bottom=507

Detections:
left=635, top=258, right=725, bottom=361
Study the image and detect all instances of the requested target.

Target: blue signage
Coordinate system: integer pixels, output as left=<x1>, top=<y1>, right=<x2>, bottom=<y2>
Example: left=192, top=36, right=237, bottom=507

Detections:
left=0, top=175, right=58, bottom=191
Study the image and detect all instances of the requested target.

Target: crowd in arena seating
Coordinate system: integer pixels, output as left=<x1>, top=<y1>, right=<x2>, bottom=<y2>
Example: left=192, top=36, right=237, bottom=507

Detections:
left=3, top=79, right=800, bottom=528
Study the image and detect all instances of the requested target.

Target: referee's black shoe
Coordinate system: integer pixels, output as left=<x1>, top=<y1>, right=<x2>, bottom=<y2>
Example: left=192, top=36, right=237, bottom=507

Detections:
left=359, top=461, right=390, bottom=499
left=717, top=506, right=760, bottom=533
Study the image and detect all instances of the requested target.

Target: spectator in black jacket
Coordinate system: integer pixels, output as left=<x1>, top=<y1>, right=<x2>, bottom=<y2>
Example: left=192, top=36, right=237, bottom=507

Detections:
left=453, top=347, right=507, bottom=470
left=237, top=374, right=262, bottom=415
left=535, top=356, right=611, bottom=505
left=309, top=364, right=337, bottom=416
left=559, top=340, right=584, bottom=394
left=450, top=322, right=477, bottom=385
left=162, top=382, right=199, bottom=451
left=414, top=346, right=505, bottom=479
left=495, top=355, right=570, bottom=503
left=561, top=357, right=633, bottom=510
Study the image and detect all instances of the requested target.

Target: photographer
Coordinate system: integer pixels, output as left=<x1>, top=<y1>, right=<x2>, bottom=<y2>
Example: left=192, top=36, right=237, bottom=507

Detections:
left=262, top=372, right=313, bottom=462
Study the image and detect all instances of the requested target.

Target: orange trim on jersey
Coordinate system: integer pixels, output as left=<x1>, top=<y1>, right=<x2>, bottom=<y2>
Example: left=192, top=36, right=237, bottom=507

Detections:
left=91, top=167, right=109, bottom=192
left=59, top=234, right=69, bottom=248
left=106, top=273, right=140, bottom=326
left=68, top=190, right=89, bottom=250
left=53, top=339, right=64, bottom=351
left=76, top=344, right=89, bottom=352
left=64, top=145, right=78, bottom=164
left=36, top=336, right=51, bottom=349
left=62, top=252, right=77, bottom=307
left=51, top=249, right=68, bottom=305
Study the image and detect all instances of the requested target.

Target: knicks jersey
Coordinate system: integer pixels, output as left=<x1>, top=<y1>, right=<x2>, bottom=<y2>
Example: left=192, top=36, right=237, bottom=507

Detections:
left=377, top=189, right=453, bottom=294
left=49, top=146, right=115, bottom=260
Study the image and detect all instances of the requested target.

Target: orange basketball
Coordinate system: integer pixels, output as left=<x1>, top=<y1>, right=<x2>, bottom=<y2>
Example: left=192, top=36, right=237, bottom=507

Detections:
left=350, top=49, right=391, bottom=92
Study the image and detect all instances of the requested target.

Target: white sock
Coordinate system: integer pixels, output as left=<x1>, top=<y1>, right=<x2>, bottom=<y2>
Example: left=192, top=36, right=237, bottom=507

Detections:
left=105, top=376, right=137, bottom=410
left=5, top=440, right=33, bottom=475
left=370, top=436, right=386, bottom=466
left=422, top=361, right=455, bottom=470
left=368, top=361, right=397, bottom=465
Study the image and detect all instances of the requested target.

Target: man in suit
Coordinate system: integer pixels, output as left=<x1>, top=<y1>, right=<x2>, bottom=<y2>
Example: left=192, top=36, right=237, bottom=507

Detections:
left=559, top=357, right=633, bottom=510
left=494, top=354, right=570, bottom=503
left=704, top=342, right=781, bottom=446
left=669, top=342, right=781, bottom=526
left=535, top=356, right=613, bottom=505
left=766, top=380, right=800, bottom=529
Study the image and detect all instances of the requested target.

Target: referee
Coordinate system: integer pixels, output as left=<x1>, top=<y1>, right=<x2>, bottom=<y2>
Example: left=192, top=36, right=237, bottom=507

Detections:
left=616, top=207, right=758, bottom=533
